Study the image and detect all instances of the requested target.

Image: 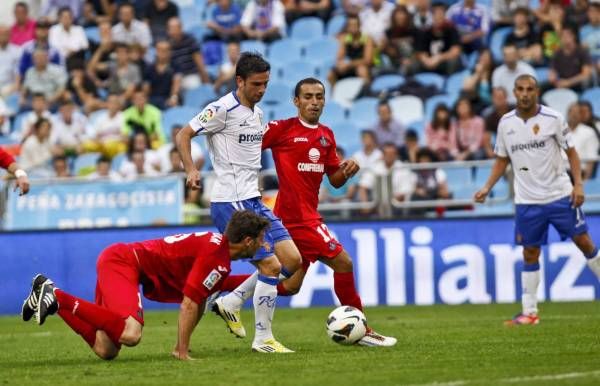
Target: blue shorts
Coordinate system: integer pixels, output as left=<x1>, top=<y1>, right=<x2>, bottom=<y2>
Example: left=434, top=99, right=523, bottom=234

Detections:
left=210, top=197, right=291, bottom=261
left=515, top=196, right=588, bottom=246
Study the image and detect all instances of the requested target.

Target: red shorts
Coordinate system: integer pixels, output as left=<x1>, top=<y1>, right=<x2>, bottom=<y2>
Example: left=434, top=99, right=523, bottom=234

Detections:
left=286, top=221, right=343, bottom=271
left=95, top=243, right=144, bottom=325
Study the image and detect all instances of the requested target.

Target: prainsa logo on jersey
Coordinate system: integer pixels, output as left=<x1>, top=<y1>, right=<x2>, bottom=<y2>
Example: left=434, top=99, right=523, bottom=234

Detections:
left=238, top=132, right=263, bottom=143
left=511, top=140, right=545, bottom=153
left=203, top=269, right=222, bottom=290
left=294, top=137, right=308, bottom=142
left=308, top=148, right=320, bottom=163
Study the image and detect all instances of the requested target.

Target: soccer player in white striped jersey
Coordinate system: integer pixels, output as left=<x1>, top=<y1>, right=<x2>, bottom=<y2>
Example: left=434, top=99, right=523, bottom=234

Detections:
left=475, top=74, right=600, bottom=325
left=176, top=52, right=302, bottom=352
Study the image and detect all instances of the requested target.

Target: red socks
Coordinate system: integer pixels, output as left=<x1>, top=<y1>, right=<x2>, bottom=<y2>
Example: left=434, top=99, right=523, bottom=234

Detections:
left=55, top=289, right=126, bottom=347
left=333, top=272, right=363, bottom=311
left=221, top=275, right=251, bottom=292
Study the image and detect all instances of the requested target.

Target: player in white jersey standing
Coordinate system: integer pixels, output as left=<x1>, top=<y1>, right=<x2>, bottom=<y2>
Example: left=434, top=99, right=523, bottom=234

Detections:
left=176, top=52, right=301, bottom=352
left=475, top=74, right=600, bottom=325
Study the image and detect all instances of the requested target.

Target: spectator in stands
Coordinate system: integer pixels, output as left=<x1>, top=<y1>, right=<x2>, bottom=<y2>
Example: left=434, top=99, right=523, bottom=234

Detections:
left=86, top=156, right=122, bottom=181
left=48, top=6, right=89, bottom=66
left=213, top=41, right=240, bottom=93
left=398, top=128, right=419, bottom=163
left=144, top=0, right=179, bottom=41
left=505, top=7, right=543, bottom=65
left=358, top=142, right=416, bottom=214
left=491, top=0, right=528, bottom=28
left=410, top=147, right=451, bottom=203
left=566, top=0, right=589, bottom=27
left=425, top=103, right=456, bottom=162
left=157, top=124, right=204, bottom=174
left=143, top=40, right=182, bottom=109
left=416, top=3, right=462, bottom=75
left=42, top=0, right=84, bottom=21
left=462, top=49, right=493, bottom=108
left=111, top=3, right=152, bottom=55
left=240, top=0, right=286, bottom=43
left=579, top=100, right=600, bottom=133
left=19, top=20, right=63, bottom=77
left=370, top=101, right=404, bottom=148
left=580, top=2, right=600, bottom=73
left=328, top=15, right=374, bottom=86
left=89, top=43, right=141, bottom=105
left=66, top=57, right=103, bottom=114
left=381, top=5, right=420, bottom=76
left=483, top=87, right=512, bottom=134
left=446, top=0, right=489, bottom=54
left=0, top=25, right=21, bottom=97
left=567, top=103, right=599, bottom=181
left=167, top=17, right=210, bottom=89
left=122, top=88, right=165, bottom=149
left=79, top=1, right=98, bottom=28
left=206, top=0, right=243, bottom=42
left=86, top=93, right=127, bottom=158
left=119, top=134, right=161, bottom=180
left=50, top=98, right=91, bottom=156
left=359, top=0, right=394, bottom=49
left=539, top=2, right=567, bottom=60
left=10, top=2, right=36, bottom=46
left=19, top=93, right=52, bottom=142
left=52, top=155, right=72, bottom=177
left=283, top=0, right=331, bottom=25
left=412, top=0, right=432, bottom=30
left=183, top=183, right=204, bottom=224
left=86, top=20, right=114, bottom=84
left=165, top=147, right=185, bottom=173
left=20, top=48, right=68, bottom=110
left=20, top=117, right=56, bottom=176
left=352, top=130, right=382, bottom=176
left=548, top=27, right=593, bottom=93
left=342, top=0, right=368, bottom=17
left=491, top=43, right=535, bottom=105
left=453, top=97, right=485, bottom=161
left=320, top=147, right=358, bottom=203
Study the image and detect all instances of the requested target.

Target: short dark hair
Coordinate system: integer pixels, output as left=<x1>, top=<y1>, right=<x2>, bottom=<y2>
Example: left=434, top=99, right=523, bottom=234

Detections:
left=514, top=6, right=529, bottom=16
left=58, top=6, right=72, bottom=17
left=32, top=92, right=46, bottom=100
left=405, top=129, right=418, bottom=140
left=15, top=2, right=28, bottom=10
left=33, top=118, right=51, bottom=131
left=225, top=210, right=271, bottom=243
left=336, top=146, right=345, bottom=157
left=294, top=77, right=325, bottom=98
left=97, top=156, right=111, bottom=165
left=235, top=52, right=270, bottom=80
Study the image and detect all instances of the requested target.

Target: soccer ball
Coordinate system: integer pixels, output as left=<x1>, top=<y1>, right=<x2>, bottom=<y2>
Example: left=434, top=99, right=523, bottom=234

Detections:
left=326, top=306, right=367, bottom=345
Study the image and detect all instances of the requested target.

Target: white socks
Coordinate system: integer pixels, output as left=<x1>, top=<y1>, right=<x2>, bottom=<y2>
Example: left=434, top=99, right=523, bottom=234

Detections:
left=586, top=254, right=600, bottom=278
left=253, top=275, right=278, bottom=343
left=222, top=271, right=258, bottom=310
left=521, top=268, right=540, bottom=316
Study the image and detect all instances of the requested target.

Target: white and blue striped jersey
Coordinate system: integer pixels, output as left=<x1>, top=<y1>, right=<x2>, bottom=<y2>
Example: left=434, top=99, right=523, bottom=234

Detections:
left=189, top=92, right=265, bottom=202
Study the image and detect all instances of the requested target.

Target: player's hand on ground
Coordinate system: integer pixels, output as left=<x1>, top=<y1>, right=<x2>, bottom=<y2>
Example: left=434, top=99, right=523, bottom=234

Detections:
left=474, top=187, right=489, bottom=203
left=340, top=159, right=359, bottom=179
left=186, top=170, right=201, bottom=190
left=571, top=184, right=585, bottom=208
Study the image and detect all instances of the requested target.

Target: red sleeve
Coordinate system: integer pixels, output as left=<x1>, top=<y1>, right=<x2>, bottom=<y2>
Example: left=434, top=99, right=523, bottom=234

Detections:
left=262, top=119, right=287, bottom=150
left=325, top=129, right=341, bottom=176
left=0, top=147, right=15, bottom=170
left=183, top=247, right=229, bottom=304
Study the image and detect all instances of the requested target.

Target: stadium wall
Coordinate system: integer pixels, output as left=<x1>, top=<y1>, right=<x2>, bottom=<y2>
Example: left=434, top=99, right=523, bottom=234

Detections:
left=1, top=217, right=600, bottom=315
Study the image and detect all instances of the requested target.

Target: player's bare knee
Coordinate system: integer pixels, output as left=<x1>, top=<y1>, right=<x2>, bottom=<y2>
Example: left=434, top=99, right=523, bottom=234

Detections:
left=93, top=344, right=119, bottom=360
left=523, top=247, right=541, bottom=264
left=259, top=257, right=281, bottom=277
left=121, top=329, right=142, bottom=347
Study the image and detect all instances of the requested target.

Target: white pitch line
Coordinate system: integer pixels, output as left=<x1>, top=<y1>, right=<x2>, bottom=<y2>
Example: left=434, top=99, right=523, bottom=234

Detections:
left=407, top=370, right=600, bottom=386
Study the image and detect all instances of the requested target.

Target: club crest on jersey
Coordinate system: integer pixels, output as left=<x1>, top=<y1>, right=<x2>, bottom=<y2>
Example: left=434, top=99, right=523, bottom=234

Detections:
left=203, top=269, right=222, bottom=290
left=319, top=136, right=330, bottom=147
left=308, top=148, right=320, bottom=163
left=533, top=124, right=540, bottom=135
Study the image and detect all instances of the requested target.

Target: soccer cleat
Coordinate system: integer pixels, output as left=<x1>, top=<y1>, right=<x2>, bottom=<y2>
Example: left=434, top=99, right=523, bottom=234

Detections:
left=22, top=274, right=49, bottom=322
left=357, top=328, right=397, bottom=347
left=504, top=313, right=540, bottom=326
left=251, top=338, right=294, bottom=353
left=212, top=297, right=246, bottom=338
left=36, top=279, right=58, bottom=326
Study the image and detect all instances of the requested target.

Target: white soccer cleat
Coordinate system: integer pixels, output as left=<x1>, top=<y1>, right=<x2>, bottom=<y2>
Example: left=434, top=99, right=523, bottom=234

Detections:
left=357, top=329, right=397, bottom=347
left=251, top=338, right=294, bottom=353
left=212, top=297, right=246, bottom=338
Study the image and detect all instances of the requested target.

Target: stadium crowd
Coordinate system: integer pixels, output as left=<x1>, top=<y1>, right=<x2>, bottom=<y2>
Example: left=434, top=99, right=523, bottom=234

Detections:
left=0, top=0, right=600, bottom=219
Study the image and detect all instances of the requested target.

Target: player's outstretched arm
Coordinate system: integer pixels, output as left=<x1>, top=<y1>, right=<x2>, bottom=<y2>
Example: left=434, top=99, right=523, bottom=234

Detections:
left=474, top=156, right=510, bottom=203
left=565, top=147, right=585, bottom=208
left=1, top=148, right=29, bottom=195
left=176, top=125, right=201, bottom=190
left=173, top=295, right=203, bottom=361
left=328, top=159, right=360, bottom=188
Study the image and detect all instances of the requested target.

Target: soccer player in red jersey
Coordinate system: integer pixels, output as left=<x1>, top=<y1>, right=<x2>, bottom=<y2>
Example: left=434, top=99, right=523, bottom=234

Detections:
left=0, top=147, right=29, bottom=195
left=21, top=210, right=270, bottom=360
left=218, top=78, right=397, bottom=346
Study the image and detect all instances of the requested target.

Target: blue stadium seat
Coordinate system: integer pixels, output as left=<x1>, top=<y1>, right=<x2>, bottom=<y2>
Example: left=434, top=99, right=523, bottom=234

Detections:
left=262, top=82, right=293, bottom=105
left=162, top=106, right=199, bottom=139
left=331, top=77, right=365, bottom=108
left=370, top=74, right=405, bottom=94
left=535, top=67, right=550, bottom=84
left=445, top=70, right=470, bottom=97
left=280, top=61, right=320, bottom=85
left=388, top=95, right=424, bottom=126
left=290, top=17, right=325, bottom=42
left=326, top=14, right=346, bottom=37
left=84, top=27, right=100, bottom=43
left=268, top=39, right=303, bottom=66
left=183, top=85, right=218, bottom=109
left=88, top=109, right=107, bottom=127
left=406, top=119, right=426, bottom=144
left=240, top=40, right=267, bottom=56
left=581, top=88, right=600, bottom=116
left=425, top=94, right=458, bottom=121
left=321, top=101, right=347, bottom=125
left=347, top=97, right=379, bottom=129
left=5, top=92, right=19, bottom=115
left=74, top=152, right=101, bottom=176
left=111, top=153, right=127, bottom=171
left=179, top=6, right=202, bottom=31
left=490, top=27, right=513, bottom=63
left=190, top=26, right=209, bottom=45
left=330, top=121, right=361, bottom=155
left=11, top=111, right=28, bottom=137
left=261, top=102, right=297, bottom=121
left=542, top=88, right=578, bottom=118
left=304, top=37, right=338, bottom=67
left=414, top=72, right=445, bottom=92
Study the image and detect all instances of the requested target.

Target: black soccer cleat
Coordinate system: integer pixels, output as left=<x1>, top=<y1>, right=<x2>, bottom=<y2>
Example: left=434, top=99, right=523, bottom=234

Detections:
left=36, top=278, right=58, bottom=326
left=22, top=274, right=49, bottom=322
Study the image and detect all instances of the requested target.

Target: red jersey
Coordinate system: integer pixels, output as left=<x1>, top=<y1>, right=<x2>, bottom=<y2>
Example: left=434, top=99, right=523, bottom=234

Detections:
left=0, top=147, right=15, bottom=169
left=263, top=117, right=340, bottom=224
left=129, top=232, right=231, bottom=305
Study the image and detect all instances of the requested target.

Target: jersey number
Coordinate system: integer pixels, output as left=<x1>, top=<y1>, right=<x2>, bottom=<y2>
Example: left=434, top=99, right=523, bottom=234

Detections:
left=163, top=232, right=208, bottom=243
left=316, top=224, right=335, bottom=243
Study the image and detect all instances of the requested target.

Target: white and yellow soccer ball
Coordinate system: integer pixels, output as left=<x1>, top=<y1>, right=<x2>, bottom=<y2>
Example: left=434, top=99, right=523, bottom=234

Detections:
left=326, top=306, right=367, bottom=345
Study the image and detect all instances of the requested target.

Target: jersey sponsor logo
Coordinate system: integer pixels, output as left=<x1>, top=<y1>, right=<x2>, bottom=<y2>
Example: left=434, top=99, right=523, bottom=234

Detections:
left=198, top=106, right=216, bottom=125
left=297, top=162, right=325, bottom=172
left=203, top=269, right=222, bottom=290
left=308, top=148, right=320, bottom=163
left=510, top=140, right=546, bottom=153
left=238, top=132, right=263, bottom=143
left=294, top=137, right=308, bottom=142
left=533, top=124, right=540, bottom=135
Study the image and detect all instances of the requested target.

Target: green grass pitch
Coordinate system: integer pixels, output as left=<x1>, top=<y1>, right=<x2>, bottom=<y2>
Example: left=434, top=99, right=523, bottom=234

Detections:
left=1, top=302, right=600, bottom=386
